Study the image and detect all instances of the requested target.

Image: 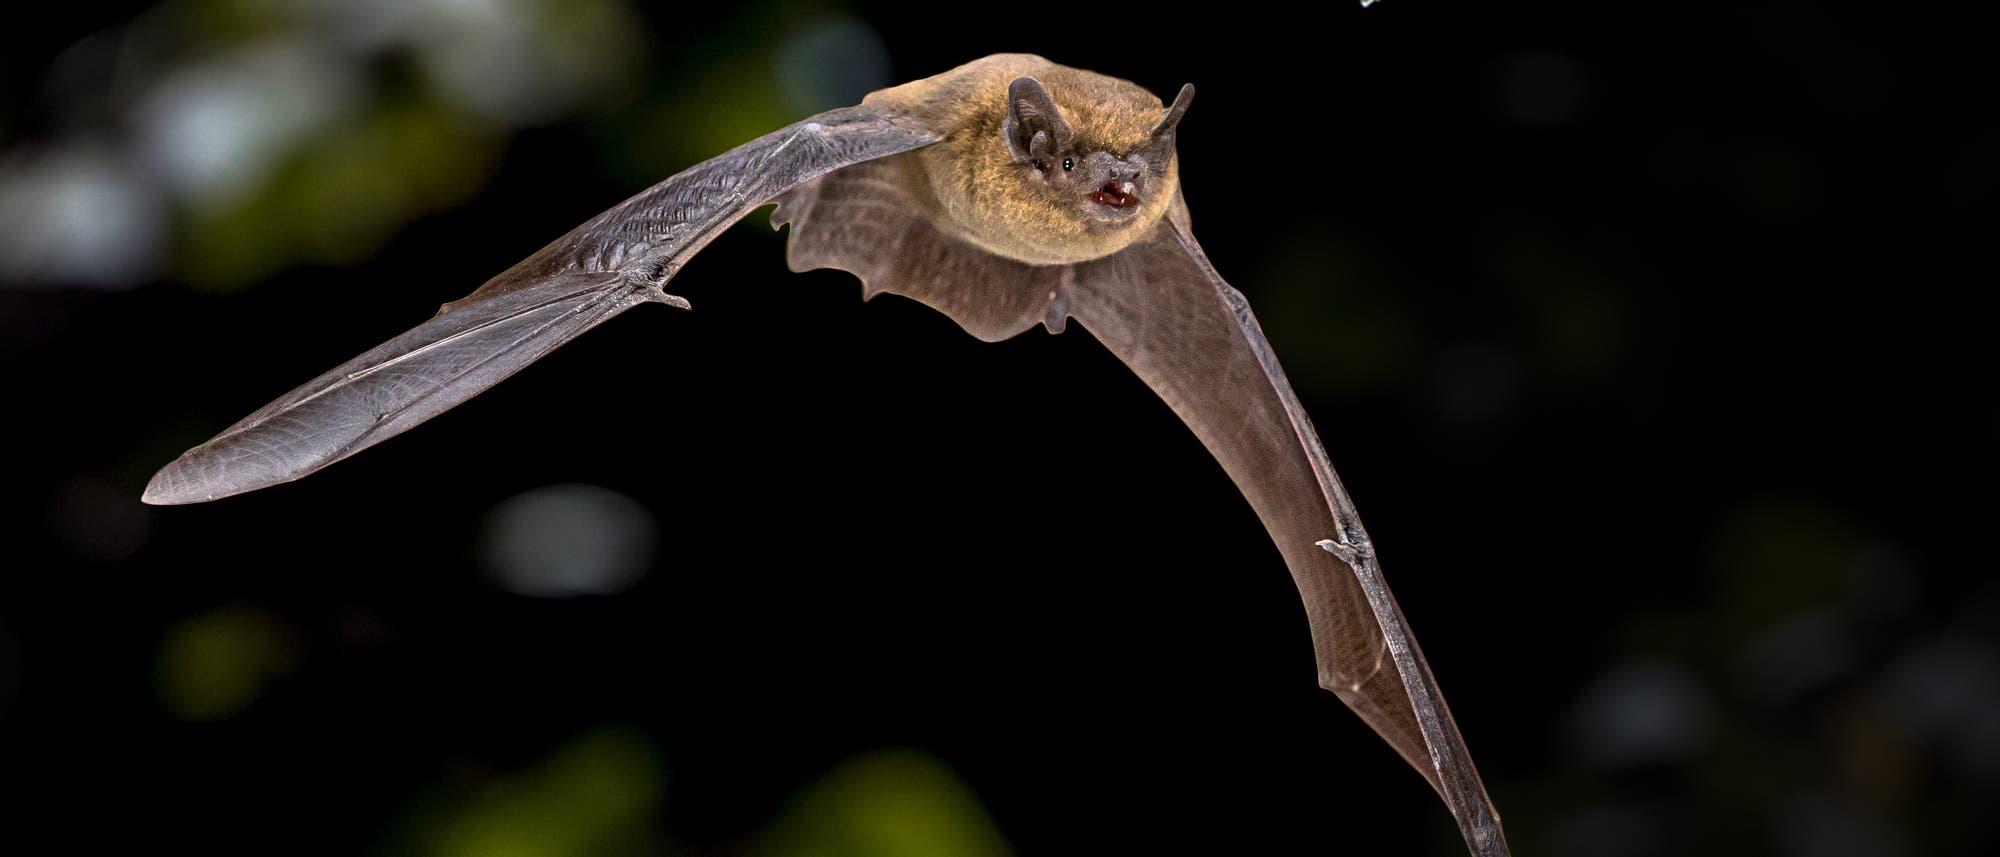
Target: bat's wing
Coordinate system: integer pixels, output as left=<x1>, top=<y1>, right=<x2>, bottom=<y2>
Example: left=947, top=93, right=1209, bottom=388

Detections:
left=1068, top=216, right=1508, bottom=857
left=775, top=175, right=1505, bottom=854
left=145, top=107, right=939, bottom=505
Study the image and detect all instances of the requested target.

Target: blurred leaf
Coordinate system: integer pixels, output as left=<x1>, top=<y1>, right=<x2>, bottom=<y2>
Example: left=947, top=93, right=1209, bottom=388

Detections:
left=756, top=750, right=1013, bottom=857
left=186, top=0, right=290, bottom=43
left=1710, top=496, right=1862, bottom=646
left=599, top=1, right=876, bottom=180
left=155, top=604, right=293, bottom=721
left=1254, top=228, right=1419, bottom=396
left=177, top=89, right=498, bottom=288
left=1491, top=223, right=1630, bottom=386
left=403, top=727, right=664, bottom=857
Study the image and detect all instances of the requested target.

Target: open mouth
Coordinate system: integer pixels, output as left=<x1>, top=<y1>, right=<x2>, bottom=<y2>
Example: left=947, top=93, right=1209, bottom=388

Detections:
left=1091, top=181, right=1138, bottom=209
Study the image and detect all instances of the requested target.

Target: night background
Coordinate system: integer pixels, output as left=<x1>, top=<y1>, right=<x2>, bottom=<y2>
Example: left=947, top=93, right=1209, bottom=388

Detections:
left=2, top=1, right=1994, bottom=855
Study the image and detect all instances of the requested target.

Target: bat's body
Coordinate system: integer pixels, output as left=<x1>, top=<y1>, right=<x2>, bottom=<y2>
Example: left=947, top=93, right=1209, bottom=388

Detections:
left=145, top=55, right=1509, bottom=855
left=867, top=55, right=1182, bottom=265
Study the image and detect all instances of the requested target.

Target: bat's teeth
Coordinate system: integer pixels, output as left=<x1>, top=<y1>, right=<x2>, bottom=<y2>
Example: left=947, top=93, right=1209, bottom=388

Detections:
left=1091, top=181, right=1138, bottom=209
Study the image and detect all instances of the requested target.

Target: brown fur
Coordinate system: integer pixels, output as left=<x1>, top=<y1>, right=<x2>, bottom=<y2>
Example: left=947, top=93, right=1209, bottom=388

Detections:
left=863, top=54, right=1181, bottom=265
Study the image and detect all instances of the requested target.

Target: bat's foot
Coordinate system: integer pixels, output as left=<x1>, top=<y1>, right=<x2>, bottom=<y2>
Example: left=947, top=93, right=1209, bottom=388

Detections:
left=1041, top=266, right=1074, bottom=333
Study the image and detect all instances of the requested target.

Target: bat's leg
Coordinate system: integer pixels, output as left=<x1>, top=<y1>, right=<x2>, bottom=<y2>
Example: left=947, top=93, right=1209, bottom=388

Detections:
left=1043, top=265, right=1076, bottom=333
left=1318, top=538, right=1509, bottom=857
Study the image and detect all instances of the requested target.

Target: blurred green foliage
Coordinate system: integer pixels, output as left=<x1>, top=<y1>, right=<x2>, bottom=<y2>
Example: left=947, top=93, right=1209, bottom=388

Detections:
left=179, top=90, right=496, bottom=287
left=1709, top=496, right=1860, bottom=646
left=756, top=751, right=1015, bottom=857
left=391, top=727, right=664, bottom=857
left=376, top=735, right=1012, bottom=857
left=156, top=604, right=294, bottom=721
left=1254, top=229, right=1418, bottom=396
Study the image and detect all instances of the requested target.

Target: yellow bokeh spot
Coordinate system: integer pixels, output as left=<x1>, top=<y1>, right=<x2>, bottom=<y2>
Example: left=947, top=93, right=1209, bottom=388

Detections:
left=419, top=727, right=664, bottom=857
left=156, top=605, right=293, bottom=722
left=756, top=750, right=1015, bottom=857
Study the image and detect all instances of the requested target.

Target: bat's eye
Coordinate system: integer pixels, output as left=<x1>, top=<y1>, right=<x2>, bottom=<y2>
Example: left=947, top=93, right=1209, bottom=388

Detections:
left=1062, top=157, right=1074, bottom=172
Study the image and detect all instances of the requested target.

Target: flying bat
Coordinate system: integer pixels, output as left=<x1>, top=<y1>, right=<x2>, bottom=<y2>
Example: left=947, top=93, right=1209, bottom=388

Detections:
left=143, top=54, right=1508, bottom=855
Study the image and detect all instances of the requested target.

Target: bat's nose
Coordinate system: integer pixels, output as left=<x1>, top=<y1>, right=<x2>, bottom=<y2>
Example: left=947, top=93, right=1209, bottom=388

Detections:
left=1092, top=181, right=1138, bottom=208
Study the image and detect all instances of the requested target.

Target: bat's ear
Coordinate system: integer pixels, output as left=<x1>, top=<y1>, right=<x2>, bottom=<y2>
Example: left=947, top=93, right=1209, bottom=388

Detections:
left=1004, top=76, right=1072, bottom=164
left=1150, top=83, right=1195, bottom=142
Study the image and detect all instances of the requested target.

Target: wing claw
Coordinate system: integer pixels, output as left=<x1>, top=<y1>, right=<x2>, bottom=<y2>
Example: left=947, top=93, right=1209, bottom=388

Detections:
left=1072, top=220, right=1509, bottom=856
left=1315, top=537, right=1370, bottom=565
left=649, top=289, right=693, bottom=310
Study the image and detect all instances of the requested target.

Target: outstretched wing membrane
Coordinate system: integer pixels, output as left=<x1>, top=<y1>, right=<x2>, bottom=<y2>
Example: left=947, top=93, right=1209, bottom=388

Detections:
left=1068, top=216, right=1509, bottom=857
left=775, top=151, right=1507, bottom=854
left=145, top=107, right=938, bottom=505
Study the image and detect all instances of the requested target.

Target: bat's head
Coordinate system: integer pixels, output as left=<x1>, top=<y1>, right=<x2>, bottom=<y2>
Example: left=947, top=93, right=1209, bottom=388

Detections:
left=1001, top=75, right=1192, bottom=234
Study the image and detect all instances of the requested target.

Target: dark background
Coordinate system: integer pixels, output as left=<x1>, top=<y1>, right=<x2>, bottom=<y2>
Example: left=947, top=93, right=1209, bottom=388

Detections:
left=2, top=1, right=1994, bottom=855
